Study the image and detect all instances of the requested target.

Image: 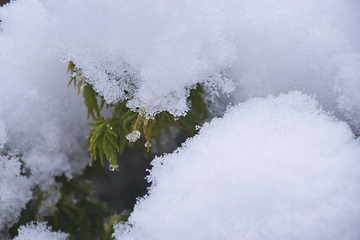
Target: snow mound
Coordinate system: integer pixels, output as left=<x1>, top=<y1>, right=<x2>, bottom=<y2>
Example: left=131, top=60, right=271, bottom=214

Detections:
left=13, top=222, right=69, bottom=240
left=114, top=92, right=360, bottom=240
left=9, top=0, right=355, bottom=122
left=0, top=0, right=89, bottom=187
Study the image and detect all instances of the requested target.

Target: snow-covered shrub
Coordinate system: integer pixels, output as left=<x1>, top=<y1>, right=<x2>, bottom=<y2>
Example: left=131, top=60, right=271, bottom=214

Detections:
left=1, top=0, right=360, bottom=238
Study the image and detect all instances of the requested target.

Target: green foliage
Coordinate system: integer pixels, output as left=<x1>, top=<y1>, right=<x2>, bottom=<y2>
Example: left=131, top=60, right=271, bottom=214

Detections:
left=68, top=61, right=208, bottom=170
left=103, top=210, right=132, bottom=240
left=177, top=85, right=209, bottom=135
left=86, top=116, right=119, bottom=168
left=83, top=84, right=104, bottom=119
left=3, top=152, right=130, bottom=240
left=9, top=175, right=108, bottom=240
left=44, top=176, right=107, bottom=240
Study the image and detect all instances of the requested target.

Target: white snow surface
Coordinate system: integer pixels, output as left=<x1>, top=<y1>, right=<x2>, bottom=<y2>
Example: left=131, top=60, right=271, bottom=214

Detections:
left=0, top=0, right=90, bottom=181
left=0, top=0, right=360, bottom=238
left=0, top=120, right=6, bottom=149
left=1, top=0, right=359, bottom=121
left=12, top=222, right=69, bottom=240
left=0, top=0, right=90, bottom=230
left=113, top=92, right=360, bottom=240
left=0, top=155, right=32, bottom=230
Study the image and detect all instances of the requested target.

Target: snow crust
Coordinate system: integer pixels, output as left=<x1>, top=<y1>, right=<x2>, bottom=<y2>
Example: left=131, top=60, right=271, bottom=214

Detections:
left=114, top=92, right=360, bottom=240
left=12, top=222, right=69, bottom=240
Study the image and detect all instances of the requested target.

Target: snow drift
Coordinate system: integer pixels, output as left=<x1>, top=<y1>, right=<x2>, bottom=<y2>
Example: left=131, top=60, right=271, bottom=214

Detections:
left=114, top=92, right=360, bottom=240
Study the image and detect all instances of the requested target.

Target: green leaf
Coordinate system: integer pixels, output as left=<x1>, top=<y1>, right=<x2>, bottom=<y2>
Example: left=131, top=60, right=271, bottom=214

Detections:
left=83, top=85, right=101, bottom=119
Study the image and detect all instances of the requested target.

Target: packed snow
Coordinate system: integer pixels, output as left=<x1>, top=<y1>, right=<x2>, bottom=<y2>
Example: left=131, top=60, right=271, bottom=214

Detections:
left=114, top=92, right=360, bottom=240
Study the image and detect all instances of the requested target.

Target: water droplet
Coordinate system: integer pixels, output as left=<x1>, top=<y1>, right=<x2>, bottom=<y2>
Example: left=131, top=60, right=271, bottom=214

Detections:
left=109, top=164, right=118, bottom=171
left=145, top=141, right=151, bottom=148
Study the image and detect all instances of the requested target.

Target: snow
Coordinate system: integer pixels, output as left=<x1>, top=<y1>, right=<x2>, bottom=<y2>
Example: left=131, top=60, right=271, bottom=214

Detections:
left=1, top=0, right=356, bottom=120
left=1, top=0, right=359, bottom=121
left=12, top=222, right=69, bottom=240
left=0, top=119, right=6, bottom=149
left=0, top=0, right=90, bottom=180
left=0, top=0, right=360, bottom=238
left=113, top=92, right=360, bottom=240
left=225, top=1, right=360, bottom=133
left=0, top=155, right=32, bottom=230
left=335, top=53, right=360, bottom=131
left=0, top=0, right=90, bottom=232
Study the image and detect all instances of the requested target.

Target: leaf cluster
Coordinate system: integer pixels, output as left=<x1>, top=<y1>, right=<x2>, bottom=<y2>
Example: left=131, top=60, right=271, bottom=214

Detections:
left=68, top=61, right=208, bottom=170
